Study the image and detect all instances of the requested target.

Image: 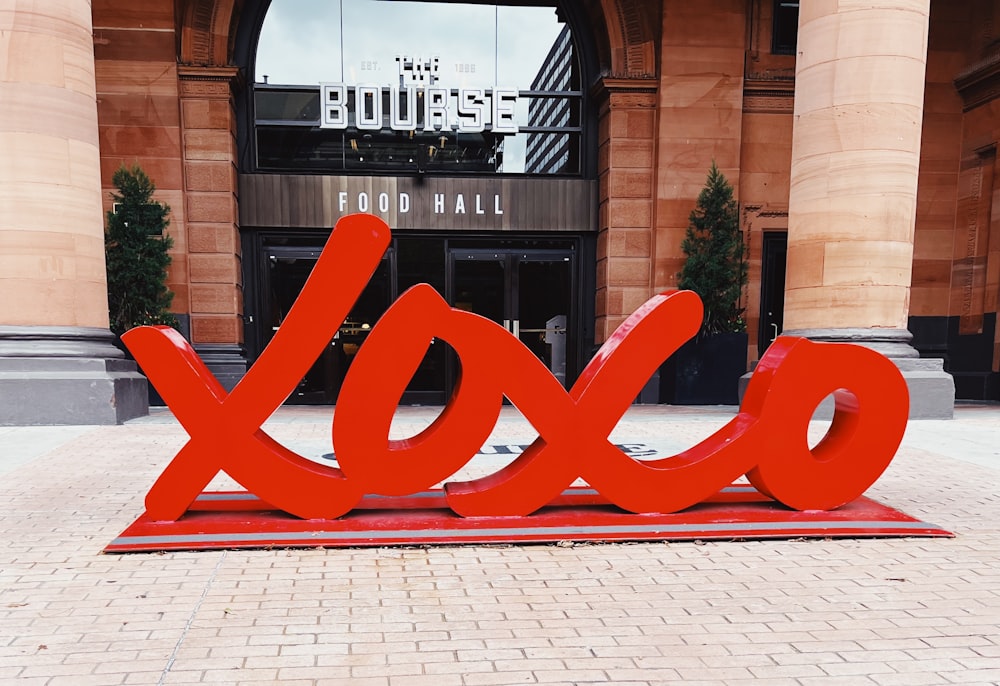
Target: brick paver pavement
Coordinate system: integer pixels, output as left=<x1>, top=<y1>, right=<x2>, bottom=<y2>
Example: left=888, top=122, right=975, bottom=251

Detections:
left=0, top=404, right=998, bottom=685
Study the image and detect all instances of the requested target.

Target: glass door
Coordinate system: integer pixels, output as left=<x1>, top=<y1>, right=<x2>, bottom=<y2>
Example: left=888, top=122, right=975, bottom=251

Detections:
left=448, top=248, right=575, bottom=392
left=758, top=232, right=787, bottom=358
left=264, top=245, right=393, bottom=403
left=516, top=253, right=573, bottom=387
left=252, top=238, right=581, bottom=405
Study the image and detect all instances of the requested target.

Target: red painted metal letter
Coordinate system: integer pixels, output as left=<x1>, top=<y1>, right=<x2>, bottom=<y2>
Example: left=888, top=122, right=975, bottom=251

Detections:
left=125, top=214, right=910, bottom=522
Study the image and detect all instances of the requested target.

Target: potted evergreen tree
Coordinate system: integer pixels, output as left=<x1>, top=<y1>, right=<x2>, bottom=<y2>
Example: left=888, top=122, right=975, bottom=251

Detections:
left=105, top=165, right=178, bottom=405
left=662, top=162, right=748, bottom=404
left=105, top=164, right=178, bottom=337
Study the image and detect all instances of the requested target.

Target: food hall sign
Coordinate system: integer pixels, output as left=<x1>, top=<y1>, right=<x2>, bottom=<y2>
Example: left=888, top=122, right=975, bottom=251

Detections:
left=320, top=56, right=519, bottom=133
left=124, top=214, right=910, bottom=523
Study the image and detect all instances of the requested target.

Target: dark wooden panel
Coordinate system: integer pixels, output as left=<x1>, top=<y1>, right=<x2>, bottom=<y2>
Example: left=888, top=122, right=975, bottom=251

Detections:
left=239, top=174, right=597, bottom=232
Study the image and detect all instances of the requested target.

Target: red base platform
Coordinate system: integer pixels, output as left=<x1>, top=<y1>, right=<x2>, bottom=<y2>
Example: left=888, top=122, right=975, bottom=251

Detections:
left=105, top=486, right=952, bottom=553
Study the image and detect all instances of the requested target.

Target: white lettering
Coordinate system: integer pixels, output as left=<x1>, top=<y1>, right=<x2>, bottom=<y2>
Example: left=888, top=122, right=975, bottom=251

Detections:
left=397, top=55, right=440, bottom=86
left=320, top=84, right=519, bottom=134
left=424, top=87, right=450, bottom=132
left=356, top=85, right=382, bottom=130
left=457, top=88, right=487, bottom=133
left=320, top=84, right=348, bottom=129
left=333, top=190, right=503, bottom=215
left=491, top=87, right=518, bottom=134
left=389, top=86, right=418, bottom=131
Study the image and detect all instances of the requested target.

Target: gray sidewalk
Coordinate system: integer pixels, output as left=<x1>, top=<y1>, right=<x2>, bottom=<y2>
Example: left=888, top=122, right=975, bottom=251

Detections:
left=0, top=403, right=998, bottom=685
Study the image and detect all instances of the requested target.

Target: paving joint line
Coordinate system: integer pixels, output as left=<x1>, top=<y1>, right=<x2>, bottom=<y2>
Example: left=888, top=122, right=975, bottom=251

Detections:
left=156, top=549, right=227, bottom=685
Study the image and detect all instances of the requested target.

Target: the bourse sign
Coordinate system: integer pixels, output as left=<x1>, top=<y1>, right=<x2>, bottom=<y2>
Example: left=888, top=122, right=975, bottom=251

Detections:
left=124, top=214, right=909, bottom=523
left=320, top=56, right=519, bottom=134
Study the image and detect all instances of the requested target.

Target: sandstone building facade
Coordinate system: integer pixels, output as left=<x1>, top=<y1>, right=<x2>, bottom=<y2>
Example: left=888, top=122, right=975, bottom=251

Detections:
left=3, top=0, right=997, bottom=423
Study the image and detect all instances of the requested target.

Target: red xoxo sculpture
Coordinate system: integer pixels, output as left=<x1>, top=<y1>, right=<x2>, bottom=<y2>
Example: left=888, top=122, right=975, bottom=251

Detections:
left=124, top=214, right=909, bottom=522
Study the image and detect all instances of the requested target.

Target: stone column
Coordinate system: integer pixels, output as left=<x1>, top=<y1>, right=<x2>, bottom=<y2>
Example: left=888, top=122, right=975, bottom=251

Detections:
left=178, top=66, right=247, bottom=391
left=783, top=0, right=954, bottom=418
left=592, top=77, right=659, bottom=402
left=593, top=78, right=658, bottom=344
left=0, top=0, right=147, bottom=424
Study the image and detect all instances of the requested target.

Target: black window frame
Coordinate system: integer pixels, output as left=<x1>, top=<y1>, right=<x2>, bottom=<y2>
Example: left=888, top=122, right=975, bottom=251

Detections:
left=771, top=0, right=799, bottom=56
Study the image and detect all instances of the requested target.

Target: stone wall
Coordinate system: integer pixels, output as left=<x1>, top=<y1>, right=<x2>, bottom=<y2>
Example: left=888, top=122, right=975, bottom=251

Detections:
left=94, top=0, right=244, bottom=351
left=93, top=0, right=188, bottom=322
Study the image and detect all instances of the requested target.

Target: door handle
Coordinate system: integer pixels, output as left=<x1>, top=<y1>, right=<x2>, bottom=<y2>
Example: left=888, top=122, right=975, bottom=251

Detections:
left=503, top=319, right=510, bottom=333
left=771, top=323, right=779, bottom=342
left=512, top=319, right=520, bottom=338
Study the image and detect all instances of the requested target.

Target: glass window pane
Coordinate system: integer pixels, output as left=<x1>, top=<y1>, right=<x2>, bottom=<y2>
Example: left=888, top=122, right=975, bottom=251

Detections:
left=772, top=1, right=799, bottom=55
left=253, top=0, right=581, bottom=176
left=254, top=89, right=321, bottom=122
left=255, top=0, right=344, bottom=84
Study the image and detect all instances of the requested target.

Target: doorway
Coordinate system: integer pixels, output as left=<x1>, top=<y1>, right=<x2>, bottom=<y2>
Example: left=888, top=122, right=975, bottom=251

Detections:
left=253, top=236, right=586, bottom=405
left=448, top=248, right=576, bottom=390
left=758, top=231, right=787, bottom=358
left=263, top=245, right=394, bottom=403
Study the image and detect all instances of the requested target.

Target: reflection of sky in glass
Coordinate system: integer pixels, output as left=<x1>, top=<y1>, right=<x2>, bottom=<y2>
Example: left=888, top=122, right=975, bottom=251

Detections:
left=255, top=0, right=567, bottom=170
left=256, top=0, right=563, bottom=89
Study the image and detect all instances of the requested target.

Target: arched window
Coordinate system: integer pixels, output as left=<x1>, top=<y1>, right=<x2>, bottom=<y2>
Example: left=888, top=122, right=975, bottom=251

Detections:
left=249, top=0, right=584, bottom=175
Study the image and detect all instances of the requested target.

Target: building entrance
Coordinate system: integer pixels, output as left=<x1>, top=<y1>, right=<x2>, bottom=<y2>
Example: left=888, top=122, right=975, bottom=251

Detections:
left=253, top=235, right=586, bottom=405
left=758, top=231, right=788, bottom=358
left=263, top=245, right=395, bottom=404
left=449, top=248, right=575, bottom=390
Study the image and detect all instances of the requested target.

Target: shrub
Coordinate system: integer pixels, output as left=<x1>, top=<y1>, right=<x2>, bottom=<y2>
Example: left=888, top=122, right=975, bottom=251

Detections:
left=105, top=164, right=178, bottom=336
left=678, top=162, right=748, bottom=335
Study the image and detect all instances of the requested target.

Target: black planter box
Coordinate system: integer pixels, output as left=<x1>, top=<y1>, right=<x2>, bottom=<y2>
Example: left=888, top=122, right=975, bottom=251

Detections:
left=660, top=332, right=748, bottom=405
